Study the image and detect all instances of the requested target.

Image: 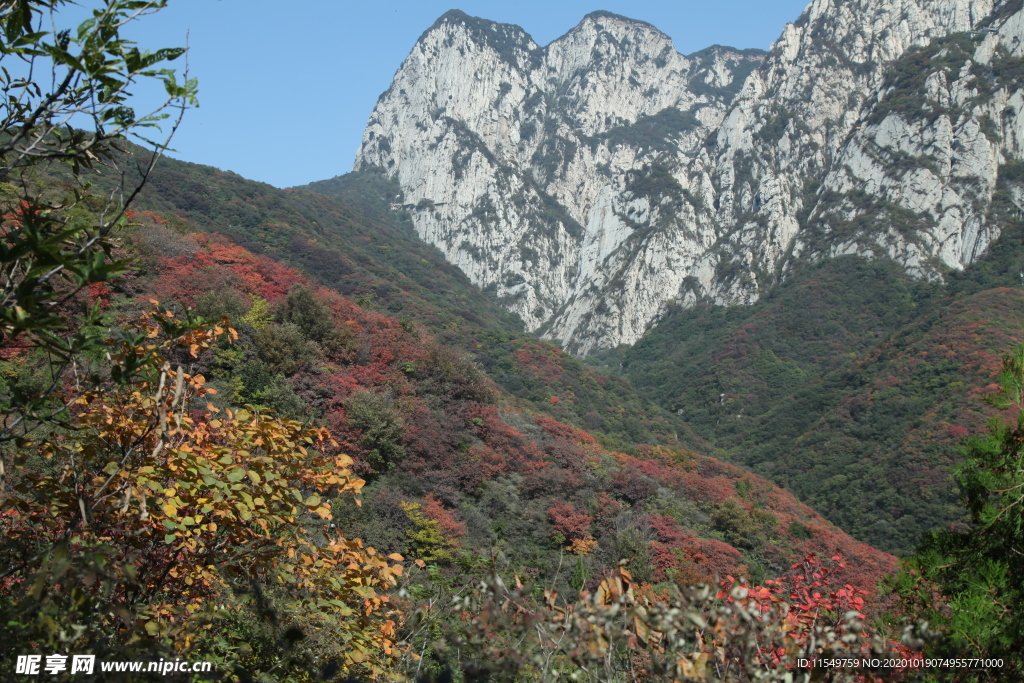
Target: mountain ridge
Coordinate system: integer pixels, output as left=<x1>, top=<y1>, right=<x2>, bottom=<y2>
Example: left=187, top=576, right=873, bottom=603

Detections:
left=354, top=9, right=766, bottom=350
left=353, top=0, right=1021, bottom=355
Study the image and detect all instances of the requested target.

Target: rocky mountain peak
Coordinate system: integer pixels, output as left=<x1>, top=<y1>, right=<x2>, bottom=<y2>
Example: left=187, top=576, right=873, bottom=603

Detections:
left=407, top=9, right=541, bottom=87
left=353, top=0, right=1024, bottom=355
left=581, top=10, right=662, bottom=30
left=419, top=9, right=539, bottom=52
left=559, top=10, right=673, bottom=53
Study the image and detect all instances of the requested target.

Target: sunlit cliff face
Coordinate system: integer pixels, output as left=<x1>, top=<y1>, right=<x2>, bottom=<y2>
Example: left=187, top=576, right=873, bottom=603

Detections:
left=356, top=0, right=1024, bottom=356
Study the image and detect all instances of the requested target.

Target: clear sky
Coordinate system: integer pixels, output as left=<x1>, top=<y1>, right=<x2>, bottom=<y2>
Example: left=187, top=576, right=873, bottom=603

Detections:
left=117, top=0, right=811, bottom=188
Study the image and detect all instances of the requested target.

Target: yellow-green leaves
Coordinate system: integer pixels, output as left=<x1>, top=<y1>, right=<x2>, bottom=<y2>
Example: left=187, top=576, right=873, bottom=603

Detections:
left=3, top=303, right=405, bottom=679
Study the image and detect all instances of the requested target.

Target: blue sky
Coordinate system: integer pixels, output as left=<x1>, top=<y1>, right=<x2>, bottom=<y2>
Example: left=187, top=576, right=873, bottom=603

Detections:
left=118, top=0, right=811, bottom=188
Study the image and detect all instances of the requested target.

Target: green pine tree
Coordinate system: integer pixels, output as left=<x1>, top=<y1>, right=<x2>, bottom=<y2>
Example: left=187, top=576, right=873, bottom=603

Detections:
left=893, top=344, right=1024, bottom=679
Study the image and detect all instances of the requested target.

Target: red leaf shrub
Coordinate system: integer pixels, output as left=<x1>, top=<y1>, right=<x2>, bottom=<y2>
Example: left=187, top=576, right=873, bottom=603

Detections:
left=680, top=472, right=736, bottom=505
left=610, top=468, right=658, bottom=505
left=521, top=464, right=585, bottom=499
left=534, top=416, right=597, bottom=445
left=548, top=501, right=592, bottom=543
left=422, top=494, right=467, bottom=539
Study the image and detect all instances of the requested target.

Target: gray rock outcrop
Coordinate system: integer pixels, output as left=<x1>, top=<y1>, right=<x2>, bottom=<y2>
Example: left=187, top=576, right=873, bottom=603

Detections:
left=354, top=1, right=1024, bottom=355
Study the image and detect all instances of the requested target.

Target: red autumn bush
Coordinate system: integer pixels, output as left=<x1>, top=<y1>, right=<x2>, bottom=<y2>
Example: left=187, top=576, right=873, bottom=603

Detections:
left=548, top=500, right=593, bottom=543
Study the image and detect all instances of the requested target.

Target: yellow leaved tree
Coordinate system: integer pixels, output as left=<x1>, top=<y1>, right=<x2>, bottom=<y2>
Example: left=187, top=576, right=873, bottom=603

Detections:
left=0, top=304, right=405, bottom=680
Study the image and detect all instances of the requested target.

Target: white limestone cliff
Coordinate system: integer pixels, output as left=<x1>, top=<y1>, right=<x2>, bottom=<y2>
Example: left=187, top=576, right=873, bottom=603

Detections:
left=354, top=1, right=1024, bottom=355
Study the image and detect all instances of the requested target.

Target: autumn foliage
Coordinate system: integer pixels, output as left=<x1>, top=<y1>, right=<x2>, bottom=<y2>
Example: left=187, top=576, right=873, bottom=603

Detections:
left=0, top=218, right=913, bottom=681
left=8, top=5, right=1022, bottom=674
left=418, top=553, right=914, bottom=682
left=0, top=304, right=404, bottom=679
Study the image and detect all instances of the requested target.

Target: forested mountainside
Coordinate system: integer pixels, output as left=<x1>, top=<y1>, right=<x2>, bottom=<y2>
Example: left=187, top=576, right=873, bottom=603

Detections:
left=104, top=218, right=895, bottom=596
left=111, top=140, right=988, bottom=559
left=354, top=0, right=1024, bottom=356
left=3, top=165, right=1017, bottom=681
left=1, top=191, right=909, bottom=679
left=80, top=152, right=687, bottom=452
left=598, top=253, right=1024, bottom=554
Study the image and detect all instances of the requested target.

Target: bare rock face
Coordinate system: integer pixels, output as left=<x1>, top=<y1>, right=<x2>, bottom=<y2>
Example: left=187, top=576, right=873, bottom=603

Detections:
left=355, top=1, right=1024, bottom=355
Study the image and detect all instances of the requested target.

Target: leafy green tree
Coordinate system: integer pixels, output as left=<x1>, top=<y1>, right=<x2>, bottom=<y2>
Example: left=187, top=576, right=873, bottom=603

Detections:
left=1, top=0, right=197, bottom=173
left=892, top=344, right=1024, bottom=679
left=344, top=389, right=405, bottom=472
left=401, top=501, right=457, bottom=563
left=711, top=498, right=762, bottom=548
left=252, top=322, right=316, bottom=375
left=0, top=0, right=197, bottom=443
left=0, top=9, right=410, bottom=677
left=1, top=306, right=407, bottom=680
left=278, top=284, right=336, bottom=343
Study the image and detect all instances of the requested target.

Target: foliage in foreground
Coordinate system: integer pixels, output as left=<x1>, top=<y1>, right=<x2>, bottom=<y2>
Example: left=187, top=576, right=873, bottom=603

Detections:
left=399, top=553, right=919, bottom=683
left=0, top=2, right=401, bottom=679
left=0, top=305, right=405, bottom=680
left=890, top=343, right=1024, bottom=681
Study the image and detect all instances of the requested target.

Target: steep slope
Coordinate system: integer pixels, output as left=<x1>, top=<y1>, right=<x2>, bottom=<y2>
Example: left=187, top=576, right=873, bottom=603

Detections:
left=112, top=219, right=897, bottom=600
left=77, top=149, right=689, bottom=450
left=352, top=1, right=1024, bottom=355
left=135, top=164, right=523, bottom=335
left=352, top=10, right=764, bottom=352
left=604, top=232, right=1024, bottom=553
left=612, top=257, right=932, bottom=431
left=741, top=285, right=1024, bottom=552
